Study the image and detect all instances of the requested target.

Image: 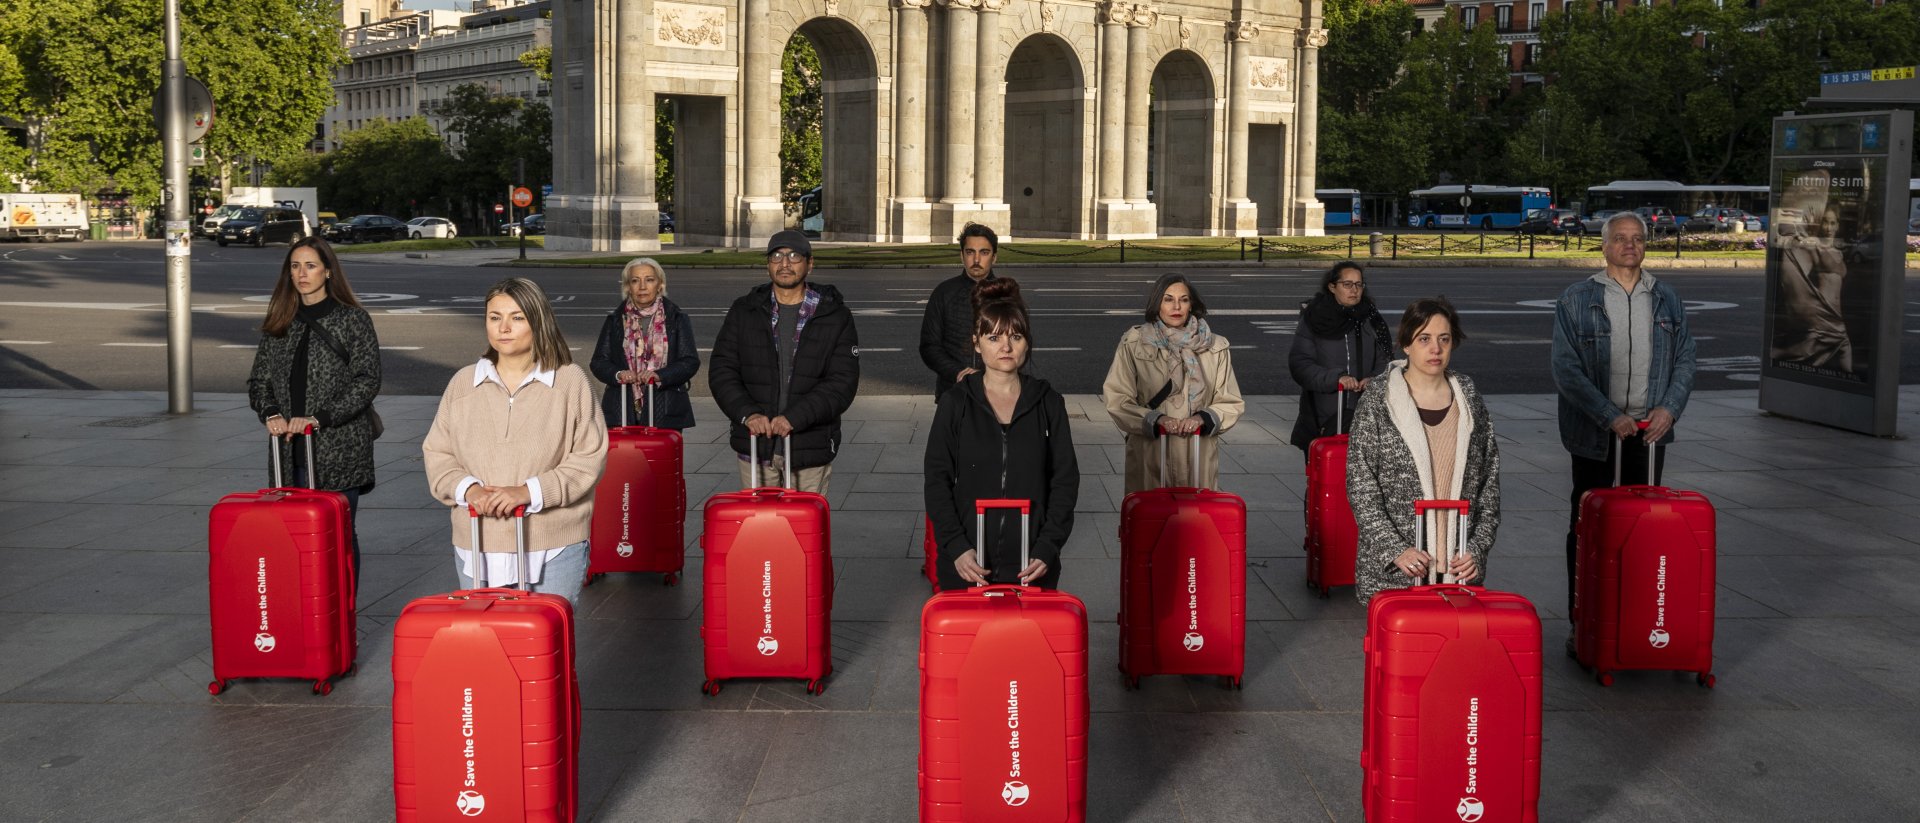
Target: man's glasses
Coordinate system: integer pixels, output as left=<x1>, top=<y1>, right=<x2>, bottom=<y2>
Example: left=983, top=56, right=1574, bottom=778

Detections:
left=768, top=251, right=808, bottom=263
left=1334, top=280, right=1365, bottom=291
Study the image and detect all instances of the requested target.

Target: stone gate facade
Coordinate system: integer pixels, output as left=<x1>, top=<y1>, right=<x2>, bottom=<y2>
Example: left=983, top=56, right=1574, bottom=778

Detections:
left=546, top=0, right=1325, bottom=251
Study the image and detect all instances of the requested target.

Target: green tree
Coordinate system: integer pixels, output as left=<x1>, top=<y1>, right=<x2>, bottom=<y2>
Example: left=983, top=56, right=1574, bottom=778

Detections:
left=518, top=45, right=551, bottom=83
left=0, top=0, right=343, bottom=204
left=438, top=83, right=552, bottom=226
left=278, top=116, right=449, bottom=217
left=780, top=34, right=822, bottom=202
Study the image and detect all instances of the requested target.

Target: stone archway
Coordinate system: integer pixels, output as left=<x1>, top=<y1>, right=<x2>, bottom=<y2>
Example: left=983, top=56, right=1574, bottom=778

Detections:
left=1150, top=50, right=1215, bottom=236
left=792, top=17, right=882, bottom=241
left=1001, top=33, right=1085, bottom=239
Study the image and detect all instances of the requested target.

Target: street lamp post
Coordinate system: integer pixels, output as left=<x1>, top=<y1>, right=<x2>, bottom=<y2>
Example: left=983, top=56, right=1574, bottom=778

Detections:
left=162, top=0, right=193, bottom=414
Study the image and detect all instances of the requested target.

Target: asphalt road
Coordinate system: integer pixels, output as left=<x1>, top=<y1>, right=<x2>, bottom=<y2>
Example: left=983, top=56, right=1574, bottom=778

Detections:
left=3, top=240, right=1917, bottom=397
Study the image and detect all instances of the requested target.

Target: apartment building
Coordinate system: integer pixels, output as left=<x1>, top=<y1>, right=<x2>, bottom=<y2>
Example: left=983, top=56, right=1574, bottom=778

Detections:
left=415, top=1, right=552, bottom=143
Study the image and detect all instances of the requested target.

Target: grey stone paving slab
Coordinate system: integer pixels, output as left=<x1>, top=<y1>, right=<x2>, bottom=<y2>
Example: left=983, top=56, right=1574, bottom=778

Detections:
left=586, top=711, right=778, bottom=822
left=737, top=711, right=917, bottom=823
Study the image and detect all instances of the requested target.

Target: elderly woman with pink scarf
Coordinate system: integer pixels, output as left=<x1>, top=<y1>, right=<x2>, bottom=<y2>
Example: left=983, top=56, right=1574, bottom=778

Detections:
left=589, top=258, right=701, bottom=430
left=1102, top=273, right=1247, bottom=494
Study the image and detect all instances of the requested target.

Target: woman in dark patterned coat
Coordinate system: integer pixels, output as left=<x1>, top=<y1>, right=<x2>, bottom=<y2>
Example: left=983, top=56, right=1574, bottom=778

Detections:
left=1346, top=297, right=1500, bottom=605
left=247, top=237, right=383, bottom=575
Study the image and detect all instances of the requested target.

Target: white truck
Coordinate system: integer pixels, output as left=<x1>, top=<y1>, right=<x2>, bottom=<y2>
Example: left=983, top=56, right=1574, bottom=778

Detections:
left=200, top=187, right=319, bottom=238
left=0, top=193, right=90, bottom=241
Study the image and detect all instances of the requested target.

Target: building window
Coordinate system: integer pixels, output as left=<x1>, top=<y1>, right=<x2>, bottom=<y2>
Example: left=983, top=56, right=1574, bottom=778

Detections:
left=1527, top=43, right=1541, bottom=66
left=1496, top=4, right=1512, bottom=32
left=1461, top=6, right=1478, bottom=29
left=360, top=10, right=371, bottom=25
left=1530, top=2, right=1544, bottom=29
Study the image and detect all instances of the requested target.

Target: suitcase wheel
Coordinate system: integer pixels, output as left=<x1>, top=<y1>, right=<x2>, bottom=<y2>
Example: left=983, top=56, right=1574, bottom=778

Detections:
left=805, top=679, right=826, bottom=696
left=340, top=664, right=357, bottom=679
left=208, top=679, right=228, bottom=696
left=1697, top=673, right=1716, bottom=689
left=583, top=572, right=600, bottom=587
left=701, top=679, right=722, bottom=697
left=312, top=679, right=334, bottom=696
left=1225, top=675, right=1243, bottom=691
left=1124, top=675, right=1141, bottom=691
left=663, top=572, right=680, bottom=587
left=1596, top=671, right=1614, bottom=688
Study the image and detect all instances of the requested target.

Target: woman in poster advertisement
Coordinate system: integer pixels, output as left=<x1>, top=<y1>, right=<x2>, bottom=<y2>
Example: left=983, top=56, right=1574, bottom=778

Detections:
left=1774, top=203, right=1853, bottom=373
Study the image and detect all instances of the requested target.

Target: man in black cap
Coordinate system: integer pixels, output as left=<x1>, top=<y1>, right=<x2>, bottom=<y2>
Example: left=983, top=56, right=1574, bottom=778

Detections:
left=708, top=229, right=861, bottom=493
left=918, top=222, right=999, bottom=397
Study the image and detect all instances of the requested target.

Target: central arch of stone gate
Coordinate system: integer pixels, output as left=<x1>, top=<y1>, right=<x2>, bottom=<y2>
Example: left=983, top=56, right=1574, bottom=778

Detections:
left=546, top=0, right=1327, bottom=251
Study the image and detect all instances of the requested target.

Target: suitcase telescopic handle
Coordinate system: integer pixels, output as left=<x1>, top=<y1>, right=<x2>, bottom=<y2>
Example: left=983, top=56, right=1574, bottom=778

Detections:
left=267, top=424, right=318, bottom=489
left=1335, top=387, right=1345, bottom=436
left=1612, top=420, right=1659, bottom=486
left=1155, top=430, right=1205, bottom=490
left=619, top=380, right=657, bottom=429
left=973, top=498, right=1031, bottom=586
left=466, top=504, right=531, bottom=591
left=1413, top=500, right=1470, bottom=585
left=747, top=433, right=795, bottom=490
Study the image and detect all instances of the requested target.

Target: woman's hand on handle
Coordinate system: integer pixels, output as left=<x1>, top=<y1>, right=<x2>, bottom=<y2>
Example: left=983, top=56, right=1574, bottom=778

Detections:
left=616, top=370, right=638, bottom=384
left=472, top=485, right=531, bottom=517
left=1337, top=375, right=1362, bottom=392
left=1016, top=559, right=1049, bottom=585
left=265, top=415, right=289, bottom=438
left=1449, top=552, right=1480, bottom=584
left=954, top=551, right=991, bottom=586
left=1393, top=547, right=1434, bottom=579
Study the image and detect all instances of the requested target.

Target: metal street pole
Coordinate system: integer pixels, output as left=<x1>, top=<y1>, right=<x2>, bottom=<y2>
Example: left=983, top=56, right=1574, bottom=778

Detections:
left=517, top=158, right=527, bottom=261
left=162, top=0, right=193, bottom=414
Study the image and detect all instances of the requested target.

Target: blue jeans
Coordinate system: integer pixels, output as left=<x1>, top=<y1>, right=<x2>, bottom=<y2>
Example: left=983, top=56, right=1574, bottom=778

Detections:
left=454, top=540, right=588, bottom=606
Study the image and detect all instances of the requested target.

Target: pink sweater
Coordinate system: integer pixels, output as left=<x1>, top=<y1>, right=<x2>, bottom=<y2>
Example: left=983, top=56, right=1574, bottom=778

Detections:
left=422, top=363, right=608, bottom=553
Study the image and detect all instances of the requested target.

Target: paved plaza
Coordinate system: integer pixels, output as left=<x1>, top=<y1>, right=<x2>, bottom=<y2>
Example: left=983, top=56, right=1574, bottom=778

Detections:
left=2, top=386, right=1918, bottom=821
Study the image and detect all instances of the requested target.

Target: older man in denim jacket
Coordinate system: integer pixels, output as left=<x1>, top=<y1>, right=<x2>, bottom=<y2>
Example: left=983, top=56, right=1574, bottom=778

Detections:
left=1550, top=211, right=1697, bottom=627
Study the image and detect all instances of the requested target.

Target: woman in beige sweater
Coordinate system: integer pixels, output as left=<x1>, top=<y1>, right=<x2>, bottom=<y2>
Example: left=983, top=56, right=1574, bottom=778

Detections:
left=423, top=277, right=608, bottom=604
left=1102, top=273, right=1246, bottom=494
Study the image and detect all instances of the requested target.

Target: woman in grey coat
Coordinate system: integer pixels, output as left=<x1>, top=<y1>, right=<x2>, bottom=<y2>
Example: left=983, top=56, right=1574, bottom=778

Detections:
left=1289, top=261, right=1393, bottom=451
left=247, top=237, right=382, bottom=576
left=1346, top=297, right=1499, bottom=605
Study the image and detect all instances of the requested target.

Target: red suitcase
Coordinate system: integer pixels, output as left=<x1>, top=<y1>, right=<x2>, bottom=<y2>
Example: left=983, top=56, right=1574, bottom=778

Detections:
left=1573, top=426, right=1717, bottom=688
left=586, top=383, right=686, bottom=586
left=919, top=500, right=1089, bottom=823
left=208, top=430, right=356, bottom=696
left=699, top=437, right=834, bottom=695
left=392, top=506, right=580, bottom=823
left=923, top=513, right=939, bottom=592
left=1118, top=436, right=1247, bottom=688
left=1362, top=501, right=1542, bottom=823
left=1305, top=389, right=1357, bottom=598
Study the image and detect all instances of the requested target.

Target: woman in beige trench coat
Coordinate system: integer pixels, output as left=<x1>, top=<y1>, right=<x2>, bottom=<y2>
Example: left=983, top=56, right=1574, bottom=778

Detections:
left=1102, top=273, right=1247, bottom=494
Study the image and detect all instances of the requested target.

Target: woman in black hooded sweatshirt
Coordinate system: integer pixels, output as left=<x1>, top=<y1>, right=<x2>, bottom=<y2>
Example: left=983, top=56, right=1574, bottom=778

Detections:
left=1289, top=261, right=1393, bottom=451
left=923, top=277, right=1079, bottom=591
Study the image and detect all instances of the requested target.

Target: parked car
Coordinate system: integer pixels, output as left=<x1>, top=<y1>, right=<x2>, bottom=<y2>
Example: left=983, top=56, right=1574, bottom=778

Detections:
left=1517, top=208, right=1580, bottom=235
left=1744, top=214, right=1767, bottom=232
left=1683, top=207, right=1749, bottom=233
left=217, top=207, right=309, bottom=247
left=519, top=213, right=545, bottom=236
left=1634, top=206, right=1680, bottom=237
left=659, top=212, right=675, bottom=234
left=1578, top=209, right=1623, bottom=235
left=497, top=219, right=521, bottom=237
left=317, top=211, right=339, bottom=233
left=406, top=216, right=458, bottom=239
left=327, top=214, right=407, bottom=244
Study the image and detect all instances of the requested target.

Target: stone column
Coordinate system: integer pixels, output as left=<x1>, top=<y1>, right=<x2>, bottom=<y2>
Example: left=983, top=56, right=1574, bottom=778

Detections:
left=890, top=0, right=933, bottom=241
left=736, top=0, right=785, bottom=246
left=1291, top=27, right=1327, bottom=236
left=970, top=0, right=1011, bottom=235
left=611, top=0, right=660, bottom=249
left=1123, top=4, right=1156, bottom=203
left=1096, top=2, right=1127, bottom=203
left=1220, top=20, right=1259, bottom=236
left=931, top=0, right=982, bottom=239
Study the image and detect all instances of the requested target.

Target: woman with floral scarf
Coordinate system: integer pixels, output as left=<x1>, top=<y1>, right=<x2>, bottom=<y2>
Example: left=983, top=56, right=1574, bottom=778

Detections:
left=1101, top=273, right=1247, bottom=494
left=589, top=258, right=701, bottom=430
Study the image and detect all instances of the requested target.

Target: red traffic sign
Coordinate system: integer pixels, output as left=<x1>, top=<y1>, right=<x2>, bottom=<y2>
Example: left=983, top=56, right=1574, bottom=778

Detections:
left=511, top=187, right=533, bottom=208
left=494, top=203, right=505, bottom=214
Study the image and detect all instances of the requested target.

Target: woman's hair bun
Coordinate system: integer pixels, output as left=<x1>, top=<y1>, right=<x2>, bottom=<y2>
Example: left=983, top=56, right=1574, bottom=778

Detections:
left=973, top=277, right=1023, bottom=311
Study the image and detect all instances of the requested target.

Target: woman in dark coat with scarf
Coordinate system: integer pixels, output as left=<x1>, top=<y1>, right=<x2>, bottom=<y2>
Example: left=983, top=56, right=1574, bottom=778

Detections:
left=924, top=278, right=1079, bottom=591
left=247, top=237, right=382, bottom=576
left=1289, top=261, right=1393, bottom=451
left=590, top=258, right=700, bottom=429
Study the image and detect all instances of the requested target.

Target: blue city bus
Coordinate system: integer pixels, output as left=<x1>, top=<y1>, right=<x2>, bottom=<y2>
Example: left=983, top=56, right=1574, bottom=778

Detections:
left=1406, top=185, right=1553, bottom=230
left=1583, top=180, right=1769, bottom=218
left=1318, top=189, right=1363, bottom=228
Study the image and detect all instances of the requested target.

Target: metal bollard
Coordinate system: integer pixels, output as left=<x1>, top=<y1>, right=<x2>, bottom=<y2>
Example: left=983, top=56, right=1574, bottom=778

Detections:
left=1369, top=232, right=1383, bottom=258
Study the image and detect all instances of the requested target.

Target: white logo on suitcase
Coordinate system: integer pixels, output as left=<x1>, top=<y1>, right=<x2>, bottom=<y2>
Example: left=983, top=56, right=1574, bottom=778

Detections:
left=253, top=632, right=276, bottom=653
left=757, top=636, right=780, bottom=656
left=1182, top=632, right=1205, bottom=652
left=1456, top=796, right=1484, bottom=821
left=1001, top=781, right=1030, bottom=806
left=1648, top=628, right=1671, bottom=649
left=616, top=541, right=634, bottom=558
left=456, top=790, right=486, bottom=816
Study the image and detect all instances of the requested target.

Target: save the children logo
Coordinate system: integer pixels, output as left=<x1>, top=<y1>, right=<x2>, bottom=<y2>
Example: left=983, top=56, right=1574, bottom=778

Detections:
left=254, top=556, right=272, bottom=651
left=1183, top=557, right=1203, bottom=652
left=1651, top=554, right=1669, bottom=649
left=253, top=632, right=277, bottom=653
left=1648, top=628, right=1671, bottom=649
left=457, top=687, right=484, bottom=815
left=618, top=484, right=634, bottom=556
left=1001, top=782, right=1030, bottom=806
left=456, top=790, right=486, bottom=816
left=616, top=541, right=635, bottom=558
left=1457, top=697, right=1483, bottom=821
left=1002, top=679, right=1030, bottom=806
left=1456, top=796, right=1485, bottom=822
left=757, top=560, right=778, bottom=655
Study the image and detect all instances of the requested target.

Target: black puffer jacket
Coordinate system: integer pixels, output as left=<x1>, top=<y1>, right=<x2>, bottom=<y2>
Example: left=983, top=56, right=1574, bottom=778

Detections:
left=1288, top=293, right=1393, bottom=450
left=246, top=299, right=382, bottom=492
left=918, top=271, right=993, bottom=395
left=708, top=282, right=860, bottom=468
left=924, top=372, right=1079, bottom=591
left=588, top=297, right=700, bottom=430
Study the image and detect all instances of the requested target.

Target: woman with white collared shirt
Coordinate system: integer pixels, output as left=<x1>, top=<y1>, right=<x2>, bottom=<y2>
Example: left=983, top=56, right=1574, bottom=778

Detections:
left=423, top=277, right=608, bottom=604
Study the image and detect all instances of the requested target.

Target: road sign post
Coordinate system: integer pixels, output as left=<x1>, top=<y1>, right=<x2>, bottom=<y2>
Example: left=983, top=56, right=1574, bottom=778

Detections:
left=161, top=0, right=192, bottom=414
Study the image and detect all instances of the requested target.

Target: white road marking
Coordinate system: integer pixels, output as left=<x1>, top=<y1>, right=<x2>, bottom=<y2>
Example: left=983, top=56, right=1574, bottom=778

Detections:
left=381, top=346, right=423, bottom=350
left=219, top=344, right=252, bottom=349
left=1229, top=345, right=1256, bottom=349
left=860, top=347, right=903, bottom=352
left=1489, top=339, right=1552, bottom=345
left=1033, top=347, right=1081, bottom=351
left=102, top=342, right=164, bottom=347
left=0, top=340, right=51, bottom=345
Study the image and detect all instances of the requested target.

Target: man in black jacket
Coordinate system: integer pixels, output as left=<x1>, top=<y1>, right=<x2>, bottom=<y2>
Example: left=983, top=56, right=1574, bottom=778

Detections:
left=917, top=222, right=998, bottom=396
left=709, top=229, right=861, bottom=494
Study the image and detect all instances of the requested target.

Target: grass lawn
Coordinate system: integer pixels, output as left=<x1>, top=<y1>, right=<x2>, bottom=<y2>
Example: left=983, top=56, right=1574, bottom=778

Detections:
left=335, top=236, right=547, bottom=253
